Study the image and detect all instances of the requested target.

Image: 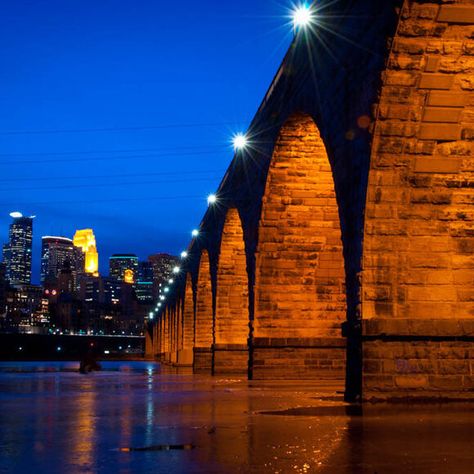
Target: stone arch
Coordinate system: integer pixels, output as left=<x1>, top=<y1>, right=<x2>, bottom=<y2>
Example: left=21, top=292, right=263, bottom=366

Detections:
left=214, top=208, right=249, bottom=375
left=194, top=249, right=213, bottom=373
left=253, top=112, right=347, bottom=380
left=361, top=1, right=474, bottom=398
left=177, top=273, right=195, bottom=366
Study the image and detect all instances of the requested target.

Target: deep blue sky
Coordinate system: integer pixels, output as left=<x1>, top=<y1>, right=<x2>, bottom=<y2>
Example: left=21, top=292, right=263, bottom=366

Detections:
left=0, top=0, right=296, bottom=282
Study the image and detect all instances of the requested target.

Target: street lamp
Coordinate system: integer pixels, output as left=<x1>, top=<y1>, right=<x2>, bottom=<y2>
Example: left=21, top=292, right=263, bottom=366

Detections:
left=292, top=4, right=313, bottom=29
left=207, top=194, right=217, bottom=205
left=232, top=133, right=248, bottom=151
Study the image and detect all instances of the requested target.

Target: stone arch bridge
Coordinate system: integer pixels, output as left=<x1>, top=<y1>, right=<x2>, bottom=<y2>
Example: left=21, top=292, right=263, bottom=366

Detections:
left=146, top=0, right=474, bottom=401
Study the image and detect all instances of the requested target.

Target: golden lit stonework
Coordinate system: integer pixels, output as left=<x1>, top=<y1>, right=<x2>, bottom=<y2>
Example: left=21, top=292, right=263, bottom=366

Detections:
left=73, top=229, right=99, bottom=275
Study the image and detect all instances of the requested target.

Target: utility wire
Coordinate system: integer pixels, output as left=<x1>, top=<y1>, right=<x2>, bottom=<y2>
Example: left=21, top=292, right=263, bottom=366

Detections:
left=0, top=149, right=229, bottom=165
left=0, top=120, right=248, bottom=136
left=0, top=143, right=228, bottom=158
left=0, top=169, right=223, bottom=183
left=1, top=176, right=221, bottom=192
left=8, top=194, right=205, bottom=205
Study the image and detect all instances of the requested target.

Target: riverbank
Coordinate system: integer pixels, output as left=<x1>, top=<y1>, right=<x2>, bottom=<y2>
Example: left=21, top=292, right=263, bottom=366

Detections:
left=0, top=333, right=144, bottom=361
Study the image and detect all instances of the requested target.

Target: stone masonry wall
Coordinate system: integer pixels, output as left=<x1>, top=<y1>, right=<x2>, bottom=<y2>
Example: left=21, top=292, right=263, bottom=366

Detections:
left=253, top=113, right=346, bottom=379
left=362, top=0, right=474, bottom=397
left=195, top=250, right=213, bottom=348
left=255, top=113, right=346, bottom=338
left=215, top=208, right=249, bottom=346
left=183, top=274, right=194, bottom=351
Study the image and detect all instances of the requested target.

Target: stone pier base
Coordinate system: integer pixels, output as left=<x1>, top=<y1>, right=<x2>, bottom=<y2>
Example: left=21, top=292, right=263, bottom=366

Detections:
left=213, top=344, right=248, bottom=376
left=177, top=349, right=194, bottom=367
left=251, top=337, right=346, bottom=380
left=362, top=319, right=474, bottom=400
left=194, top=347, right=212, bottom=374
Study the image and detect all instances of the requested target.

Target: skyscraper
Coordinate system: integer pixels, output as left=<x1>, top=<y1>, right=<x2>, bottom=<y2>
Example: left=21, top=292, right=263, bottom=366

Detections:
left=3, top=212, right=34, bottom=285
left=73, top=229, right=99, bottom=275
left=136, top=261, right=154, bottom=302
left=148, top=253, right=179, bottom=299
left=109, top=254, right=139, bottom=283
left=41, top=236, right=80, bottom=283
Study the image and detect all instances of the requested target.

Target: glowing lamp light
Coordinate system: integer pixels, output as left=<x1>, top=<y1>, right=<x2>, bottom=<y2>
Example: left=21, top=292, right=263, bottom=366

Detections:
left=169, top=278, right=174, bottom=284
left=192, top=229, right=199, bottom=237
left=9, top=211, right=23, bottom=218
left=181, top=250, right=188, bottom=259
left=292, top=4, right=313, bottom=29
left=158, top=303, right=162, bottom=307
left=207, top=194, right=217, bottom=205
left=164, top=287, right=169, bottom=293
left=160, top=295, right=165, bottom=301
left=232, top=133, right=248, bottom=151
left=173, top=266, right=180, bottom=274
left=149, top=312, right=154, bottom=319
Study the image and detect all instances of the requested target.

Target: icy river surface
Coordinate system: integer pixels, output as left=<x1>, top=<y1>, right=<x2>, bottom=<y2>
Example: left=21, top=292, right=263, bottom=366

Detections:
left=0, top=361, right=473, bottom=473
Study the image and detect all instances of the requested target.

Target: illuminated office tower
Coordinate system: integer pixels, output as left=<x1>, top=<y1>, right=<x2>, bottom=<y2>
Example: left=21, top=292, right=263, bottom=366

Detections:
left=3, top=212, right=34, bottom=285
left=109, top=254, right=139, bottom=283
left=73, top=229, right=99, bottom=275
left=136, top=261, right=154, bottom=302
left=148, top=253, right=179, bottom=299
left=41, top=236, right=78, bottom=283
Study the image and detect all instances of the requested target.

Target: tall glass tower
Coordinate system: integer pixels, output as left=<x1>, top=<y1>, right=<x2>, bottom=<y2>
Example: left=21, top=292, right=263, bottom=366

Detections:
left=40, top=236, right=79, bottom=283
left=3, top=212, right=34, bottom=285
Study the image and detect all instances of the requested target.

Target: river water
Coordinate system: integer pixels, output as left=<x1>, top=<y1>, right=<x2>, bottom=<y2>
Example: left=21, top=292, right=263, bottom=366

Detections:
left=0, top=361, right=472, bottom=473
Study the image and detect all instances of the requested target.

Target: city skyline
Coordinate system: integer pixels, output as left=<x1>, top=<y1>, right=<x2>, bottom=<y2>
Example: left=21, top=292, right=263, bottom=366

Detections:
left=0, top=0, right=294, bottom=279
left=3, top=213, right=178, bottom=284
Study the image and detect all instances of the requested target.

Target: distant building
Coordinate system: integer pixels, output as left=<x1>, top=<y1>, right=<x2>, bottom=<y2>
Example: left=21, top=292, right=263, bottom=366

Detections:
left=109, top=254, right=139, bottom=283
left=73, top=229, right=99, bottom=275
left=136, top=261, right=154, bottom=303
left=3, top=284, right=43, bottom=332
left=3, top=212, right=34, bottom=285
left=148, top=253, right=179, bottom=298
left=40, top=236, right=82, bottom=285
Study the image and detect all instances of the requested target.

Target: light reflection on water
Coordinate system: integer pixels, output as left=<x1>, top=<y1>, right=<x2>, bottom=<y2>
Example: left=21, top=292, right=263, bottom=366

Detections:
left=0, top=361, right=473, bottom=474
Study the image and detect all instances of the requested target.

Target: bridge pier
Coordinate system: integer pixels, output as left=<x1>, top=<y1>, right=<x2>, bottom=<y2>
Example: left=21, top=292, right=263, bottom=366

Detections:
left=362, top=319, right=474, bottom=400
left=212, top=344, right=248, bottom=376
left=251, top=338, right=346, bottom=381
left=193, top=347, right=213, bottom=373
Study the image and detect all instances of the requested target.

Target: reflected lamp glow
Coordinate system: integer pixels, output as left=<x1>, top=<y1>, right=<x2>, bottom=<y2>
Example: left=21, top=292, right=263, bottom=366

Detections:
left=192, top=229, right=199, bottom=237
left=292, top=4, right=313, bottom=29
left=232, top=133, right=248, bottom=151
left=207, top=194, right=217, bottom=205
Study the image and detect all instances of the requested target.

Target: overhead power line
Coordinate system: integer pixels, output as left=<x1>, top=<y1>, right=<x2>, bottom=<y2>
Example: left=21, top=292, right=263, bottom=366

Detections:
left=0, top=168, right=223, bottom=183
left=0, top=120, right=248, bottom=136
left=0, top=149, right=228, bottom=165
left=0, top=175, right=222, bottom=192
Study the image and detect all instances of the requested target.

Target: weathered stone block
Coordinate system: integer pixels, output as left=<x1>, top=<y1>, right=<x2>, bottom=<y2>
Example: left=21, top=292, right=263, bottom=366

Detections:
left=422, top=107, right=463, bottom=123
left=418, top=124, right=461, bottom=140
left=438, top=6, right=474, bottom=24
left=419, top=74, right=454, bottom=90
left=427, top=91, right=469, bottom=107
